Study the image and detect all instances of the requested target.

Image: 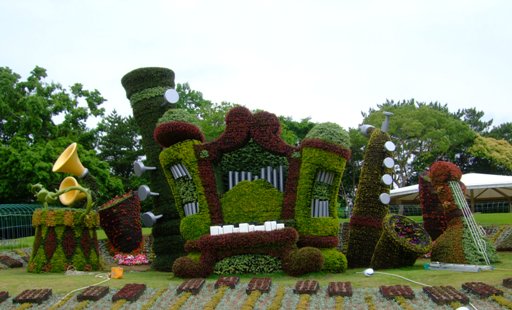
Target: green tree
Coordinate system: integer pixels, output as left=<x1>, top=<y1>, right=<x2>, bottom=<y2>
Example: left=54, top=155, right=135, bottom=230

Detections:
left=455, top=107, right=493, bottom=134
left=362, top=99, right=476, bottom=187
left=175, top=83, right=234, bottom=141
left=0, top=66, right=123, bottom=203
left=96, top=110, right=143, bottom=181
left=487, top=122, right=512, bottom=144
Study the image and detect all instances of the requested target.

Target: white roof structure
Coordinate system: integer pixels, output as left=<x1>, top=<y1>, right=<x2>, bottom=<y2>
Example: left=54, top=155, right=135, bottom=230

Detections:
left=390, top=173, right=512, bottom=206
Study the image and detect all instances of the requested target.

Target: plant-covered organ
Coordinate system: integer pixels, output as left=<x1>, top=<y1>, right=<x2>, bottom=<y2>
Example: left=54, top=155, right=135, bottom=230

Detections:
left=346, top=127, right=394, bottom=268
left=155, top=105, right=350, bottom=277
left=429, top=161, right=498, bottom=264
left=121, top=67, right=183, bottom=271
left=98, top=191, right=143, bottom=254
left=370, top=214, right=431, bottom=269
left=418, top=172, right=446, bottom=241
left=28, top=208, right=100, bottom=273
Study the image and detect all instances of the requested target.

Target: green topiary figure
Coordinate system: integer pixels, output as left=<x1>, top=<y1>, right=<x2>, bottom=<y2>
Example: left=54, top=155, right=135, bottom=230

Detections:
left=429, top=161, right=498, bottom=265
left=346, top=125, right=394, bottom=268
left=121, top=67, right=184, bottom=271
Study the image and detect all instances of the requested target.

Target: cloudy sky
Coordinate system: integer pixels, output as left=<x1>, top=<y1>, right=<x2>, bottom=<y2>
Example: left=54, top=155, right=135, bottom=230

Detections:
left=1, top=0, right=510, bottom=130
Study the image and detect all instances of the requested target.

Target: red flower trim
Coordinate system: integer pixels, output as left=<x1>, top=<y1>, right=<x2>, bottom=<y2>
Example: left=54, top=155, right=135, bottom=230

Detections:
left=153, top=121, right=205, bottom=148
left=348, top=215, right=383, bottom=229
left=297, top=235, right=338, bottom=248
left=196, top=158, right=223, bottom=224
left=281, top=157, right=301, bottom=219
left=300, top=139, right=351, bottom=160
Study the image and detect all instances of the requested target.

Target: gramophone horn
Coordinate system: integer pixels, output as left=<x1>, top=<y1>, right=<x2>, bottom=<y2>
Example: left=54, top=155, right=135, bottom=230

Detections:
left=141, top=211, right=163, bottom=227
left=133, top=160, right=156, bottom=177
left=58, top=176, right=87, bottom=206
left=52, top=143, right=89, bottom=178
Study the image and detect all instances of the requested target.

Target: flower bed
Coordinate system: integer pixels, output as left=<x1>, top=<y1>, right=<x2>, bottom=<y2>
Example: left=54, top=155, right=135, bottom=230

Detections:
left=76, top=286, right=109, bottom=302
left=504, top=277, right=512, bottom=288
left=422, top=286, right=469, bottom=305
left=177, top=278, right=205, bottom=295
left=13, top=288, right=52, bottom=304
left=293, top=280, right=319, bottom=295
left=214, top=276, right=240, bottom=289
left=0, top=291, right=8, bottom=303
left=327, top=281, right=353, bottom=297
left=379, top=285, right=415, bottom=299
left=0, top=255, right=23, bottom=268
left=246, top=278, right=272, bottom=294
left=113, top=253, right=149, bottom=266
left=111, top=283, right=146, bottom=302
left=462, top=282, right=503, bottom=298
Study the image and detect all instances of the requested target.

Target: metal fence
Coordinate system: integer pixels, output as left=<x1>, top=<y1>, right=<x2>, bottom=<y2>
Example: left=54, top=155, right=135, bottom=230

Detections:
left=0, top=204, right=39, bottom=240
left=389, top=200, right=511, bottom=216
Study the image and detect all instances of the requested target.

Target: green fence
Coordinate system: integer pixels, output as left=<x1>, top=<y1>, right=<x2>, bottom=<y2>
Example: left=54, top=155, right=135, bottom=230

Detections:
left=0, top=204, right=39, bottom=240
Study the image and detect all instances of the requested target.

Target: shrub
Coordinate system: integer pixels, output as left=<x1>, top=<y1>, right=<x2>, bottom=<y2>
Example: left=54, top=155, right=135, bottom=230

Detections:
left=282, top=247, right=324, bottom=276
left=172, top=256, right=211, bottom=278
left=213, top=254, right=282, bottom=274
left=220, top=179, right=283, bottom=224
left=304, top=122, right=351, bottom=148
left=320, top=248, right=347, bottom=273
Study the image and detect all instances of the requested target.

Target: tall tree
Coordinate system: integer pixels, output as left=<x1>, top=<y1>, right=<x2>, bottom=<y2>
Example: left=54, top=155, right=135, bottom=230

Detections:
left=455, top=107, right=493, bottom=134
left=362, top=99, right=476, bottom=187
left=96, top=110, right=144, bottom=181
left=0, top=66, right=123, bottom=203
left=487, top=122, right=512, bottom=144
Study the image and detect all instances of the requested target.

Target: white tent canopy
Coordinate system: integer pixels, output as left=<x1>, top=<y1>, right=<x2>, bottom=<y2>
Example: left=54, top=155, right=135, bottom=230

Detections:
left=390, top=173, right=512, bottom=207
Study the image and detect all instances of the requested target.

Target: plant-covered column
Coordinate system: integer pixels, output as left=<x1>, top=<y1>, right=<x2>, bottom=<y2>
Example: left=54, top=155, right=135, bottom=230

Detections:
left=429, top=161, right=498, bottom=265
left=419, top=171, right=446, bottom=241
left=346, top=126, right=394, bottom=268
left=293, top=123, right=351, bottom=273
left=121, top=67, right=183, bottom=271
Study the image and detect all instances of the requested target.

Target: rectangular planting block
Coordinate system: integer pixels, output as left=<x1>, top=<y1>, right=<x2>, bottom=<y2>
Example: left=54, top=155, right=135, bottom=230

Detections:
left=13, top=289, right=52, bottom=304
left=112, top=283, right=146, bottom=302
left=246, top=278, right=272, bottom=294
left=214, top=276, right=240, bottom=289
left=327, top=282, right=353, bottom=297
left=379, top=285, right=415, bottom=299
left=177, top=278, right=205, bottom=295
left=462, top=282, right=503, bottom=298
left=77, top=286, right=110, bottom=301
left=293, top=280, right=320, bottom=295
left=423, top=286, right=469, bottom=305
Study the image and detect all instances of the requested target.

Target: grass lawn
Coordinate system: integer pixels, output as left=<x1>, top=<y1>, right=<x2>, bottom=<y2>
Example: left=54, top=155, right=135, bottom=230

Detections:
left=1, top=253, right=511, bottom=295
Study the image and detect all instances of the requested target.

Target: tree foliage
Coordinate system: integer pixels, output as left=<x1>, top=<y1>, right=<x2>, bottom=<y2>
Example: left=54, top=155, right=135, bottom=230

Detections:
left=0, top=66, right=123, bottom=204
left=362, top=99, right=476, bottom=187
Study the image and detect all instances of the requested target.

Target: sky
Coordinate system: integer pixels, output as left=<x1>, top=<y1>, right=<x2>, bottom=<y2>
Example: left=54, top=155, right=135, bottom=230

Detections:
left=1, top=0, right=511, bottom=130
